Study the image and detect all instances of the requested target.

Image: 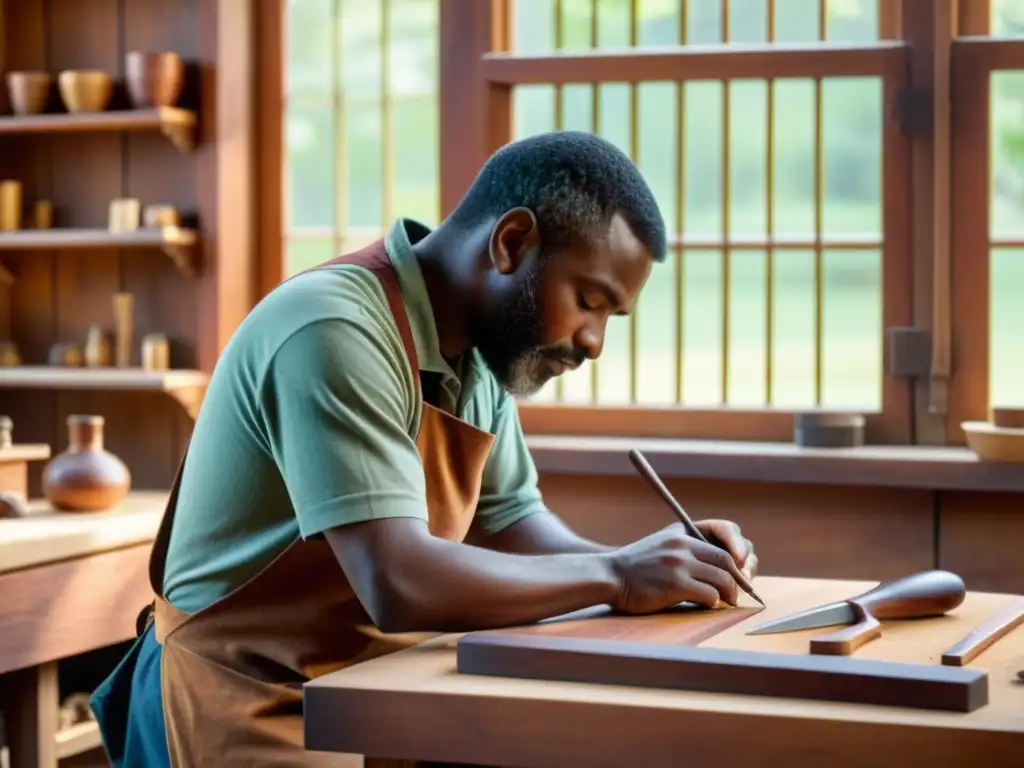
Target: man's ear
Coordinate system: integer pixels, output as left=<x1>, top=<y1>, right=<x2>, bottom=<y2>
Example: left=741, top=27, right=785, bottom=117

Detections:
left=489, top=207, right=540, bottom=276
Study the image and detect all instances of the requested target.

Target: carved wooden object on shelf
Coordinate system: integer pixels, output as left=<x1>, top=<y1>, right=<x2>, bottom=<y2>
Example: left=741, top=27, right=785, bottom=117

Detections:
left=42, top=414, right=131, bottom=512
left=112, top=291, right=134, bottom=367
left=57, top=69, right=113, bottom=113
left=0, top=178, right=20, bottom=230
left=0, top=415, right=51, bottom=503
left=5, top=70, right=50, bottom=115
left=126, top=50, right=184, bottom=109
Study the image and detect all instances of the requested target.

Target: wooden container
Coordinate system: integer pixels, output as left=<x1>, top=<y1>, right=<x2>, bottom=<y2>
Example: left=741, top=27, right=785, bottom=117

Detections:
left=990, top=407, right=1024, bottom=430
left=41, top=415, right=131, bottom=512
left=125, top=51, right=184, bottom=108
left=84, top=325, right=112, bottom=367
left=143, top=204, right=180, bottom=228
left=0, top=179, right=21, bottom=231
left=32, top=199, right=53, bottom=229
left=141, top=333, right=170, bottom=371
left=961, top=421, right=1024, bottom=463
left=5, top=71, right=50, bottom=115
left=793, top=412, right=865, bottom=448
left=57, top=70, right=113, bottom=113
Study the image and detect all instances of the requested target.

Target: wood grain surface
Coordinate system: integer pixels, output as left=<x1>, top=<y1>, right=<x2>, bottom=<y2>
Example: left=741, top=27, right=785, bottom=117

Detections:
left=484, top=602, right=762, bottom=645
left=304, top=576, right=1024, bottom=767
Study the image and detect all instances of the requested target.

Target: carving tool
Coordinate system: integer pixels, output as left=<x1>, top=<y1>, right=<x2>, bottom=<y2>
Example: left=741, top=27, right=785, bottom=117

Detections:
left=745, top=570, right=966, bottom=656
left=627, top=448, right=764, bottom=607
left=941, top=597, right=1024, bottom=666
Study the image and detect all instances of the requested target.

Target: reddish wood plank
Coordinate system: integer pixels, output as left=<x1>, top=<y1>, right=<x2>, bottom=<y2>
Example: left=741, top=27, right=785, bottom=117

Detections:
left=487, top=603, right=762, bottom=646
left=455, top=632, right=988, bottom=712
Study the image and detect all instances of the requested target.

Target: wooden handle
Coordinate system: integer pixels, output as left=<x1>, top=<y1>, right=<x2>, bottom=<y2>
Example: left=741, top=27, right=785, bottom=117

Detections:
left=849, top=569, right=966, bottom=621
left=941, top=598, right=1024, bottom=667
left=809, top=603, right=882, bottom=656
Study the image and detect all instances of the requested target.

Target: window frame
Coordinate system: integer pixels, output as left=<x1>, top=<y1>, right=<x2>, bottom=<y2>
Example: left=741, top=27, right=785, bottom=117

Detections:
left=257, top=0, right=1023, bottom=448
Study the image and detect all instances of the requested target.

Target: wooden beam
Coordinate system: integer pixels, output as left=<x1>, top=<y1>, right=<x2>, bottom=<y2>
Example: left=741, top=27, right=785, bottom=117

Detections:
left=481, top=42, right=908, bottom=85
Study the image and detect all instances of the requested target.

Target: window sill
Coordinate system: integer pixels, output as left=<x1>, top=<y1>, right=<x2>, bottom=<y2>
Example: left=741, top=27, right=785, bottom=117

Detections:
left=524, top=435, right=1024, bottom=494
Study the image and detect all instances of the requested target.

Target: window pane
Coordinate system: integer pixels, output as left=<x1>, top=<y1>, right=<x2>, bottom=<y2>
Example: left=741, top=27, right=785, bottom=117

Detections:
left=993, top=1, right=1024, bottom=36
left=340, top=0, right=383, bottom=98
left=285, top=105, right=337, bottom=230
left=393, top=96, right=439, bottom=226
left=287, top=0, right=334, bottom=95
left=389, top=0, right=437, bottom=97
left=511, top=0, right=879, bottom=51
left=991, top=248, right=1024, bottom=407
left=286, top=238, right=336, bottom=276
left=821, top=248, right=881, bottom=408
left=771, top=250, right=817, bottom=407
left=822, top=77, right=881, bottom=238
left=345, top=96, right=384, bottom=229
left=992, top=71, right=1024, bottom=239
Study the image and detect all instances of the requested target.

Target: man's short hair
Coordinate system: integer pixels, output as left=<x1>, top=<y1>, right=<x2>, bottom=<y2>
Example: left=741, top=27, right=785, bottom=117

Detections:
left=450, top=130, right=667, bottom=262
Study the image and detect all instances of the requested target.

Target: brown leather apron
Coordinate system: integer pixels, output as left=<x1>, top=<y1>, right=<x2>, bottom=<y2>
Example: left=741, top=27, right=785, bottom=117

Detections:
left=144, top=240, right=496, bottom=766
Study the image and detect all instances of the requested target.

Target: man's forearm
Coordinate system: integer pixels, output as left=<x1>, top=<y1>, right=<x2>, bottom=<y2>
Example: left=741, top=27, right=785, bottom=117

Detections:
left=472, top=509, right=615, bottom=556
left=326, top=518, right=620, bottom=634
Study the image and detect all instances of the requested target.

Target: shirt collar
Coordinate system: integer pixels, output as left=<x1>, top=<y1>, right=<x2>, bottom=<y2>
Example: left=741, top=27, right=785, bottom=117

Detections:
left=383, top=218, right=456, bottom=379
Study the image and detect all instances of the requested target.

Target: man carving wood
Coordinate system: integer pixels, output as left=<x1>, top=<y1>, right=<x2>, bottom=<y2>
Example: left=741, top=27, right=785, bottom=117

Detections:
left=89, top=131, right=759, bottom=767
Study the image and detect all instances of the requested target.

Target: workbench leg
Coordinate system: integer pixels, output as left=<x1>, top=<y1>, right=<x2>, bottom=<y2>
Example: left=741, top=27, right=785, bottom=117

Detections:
left=2, top=662, right=58, bottom=768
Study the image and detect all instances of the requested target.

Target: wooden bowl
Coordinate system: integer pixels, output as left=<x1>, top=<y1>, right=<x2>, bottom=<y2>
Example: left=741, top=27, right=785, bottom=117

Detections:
left=125, top=51, right=184, bottom=108
left=961, top=421, right=1024, bottom=463
left=57, top=70, right=113, bottom=113
left=990, top=406, right=1024, bottom=429
left=6, top=71, right=51, bottom=115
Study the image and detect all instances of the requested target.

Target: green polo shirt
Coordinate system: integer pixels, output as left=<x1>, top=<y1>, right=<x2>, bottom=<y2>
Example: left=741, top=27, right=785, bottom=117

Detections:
left=162, top=219, right=547, bottom=613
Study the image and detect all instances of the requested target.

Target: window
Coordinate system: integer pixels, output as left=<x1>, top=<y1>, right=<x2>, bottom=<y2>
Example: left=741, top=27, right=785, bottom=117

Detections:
left=264, top=0, right=1024, bottom=446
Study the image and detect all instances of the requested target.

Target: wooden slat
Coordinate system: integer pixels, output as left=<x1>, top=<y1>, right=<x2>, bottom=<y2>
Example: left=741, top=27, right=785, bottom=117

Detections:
left=525, top=434, right=1024, bottom=493
left=456, top=633, right=988, bottom=712
left=952, top=38, right=1024, bottom=71
left=518, top=403, right=907, bottom=445
left=481, top=42, right=909, bottom=85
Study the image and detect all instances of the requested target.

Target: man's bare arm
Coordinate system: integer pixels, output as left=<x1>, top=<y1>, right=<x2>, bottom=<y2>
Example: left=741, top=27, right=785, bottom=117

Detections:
left=466, top=509, right=613, bottom=555
left=325, top=517, right=618, bottom=633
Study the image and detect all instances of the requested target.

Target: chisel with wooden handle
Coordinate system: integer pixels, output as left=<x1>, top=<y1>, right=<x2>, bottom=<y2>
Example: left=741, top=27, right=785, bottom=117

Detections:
left=746, top=570, right=967, bottom=656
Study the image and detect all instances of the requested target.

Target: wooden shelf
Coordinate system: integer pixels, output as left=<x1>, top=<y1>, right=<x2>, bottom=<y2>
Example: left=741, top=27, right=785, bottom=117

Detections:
left=55, top=720, right=102, bottom=760
left=0, top=366, right=208, bottom=420
left=0, top=107, right=197, bottom=151
left=0, top=490, right=167, bottom=574
left=0, top=226, right=198, bottom=275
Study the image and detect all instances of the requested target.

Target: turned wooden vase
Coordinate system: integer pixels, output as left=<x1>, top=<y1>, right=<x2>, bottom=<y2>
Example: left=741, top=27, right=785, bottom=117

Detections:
left=42, top=415, right=131, bottom=512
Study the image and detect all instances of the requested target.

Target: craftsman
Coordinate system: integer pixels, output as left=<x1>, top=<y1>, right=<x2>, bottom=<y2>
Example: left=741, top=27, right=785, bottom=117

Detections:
left=90, top=131, right=759, bottom=767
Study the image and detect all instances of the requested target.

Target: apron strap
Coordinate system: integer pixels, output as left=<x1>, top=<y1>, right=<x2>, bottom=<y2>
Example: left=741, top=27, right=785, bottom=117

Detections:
left=140, top=237, right=422, bottom=633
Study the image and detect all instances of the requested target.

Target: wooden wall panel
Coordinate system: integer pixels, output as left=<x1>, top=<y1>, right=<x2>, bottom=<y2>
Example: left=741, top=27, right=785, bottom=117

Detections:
left=938, top=492, right=1024, bottom=594
left=538, top=474, right=936, bottom=581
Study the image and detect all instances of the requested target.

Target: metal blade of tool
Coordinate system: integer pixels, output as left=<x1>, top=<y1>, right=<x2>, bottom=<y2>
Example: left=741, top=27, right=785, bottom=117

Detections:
left=745, top=600, right=857, bottom=635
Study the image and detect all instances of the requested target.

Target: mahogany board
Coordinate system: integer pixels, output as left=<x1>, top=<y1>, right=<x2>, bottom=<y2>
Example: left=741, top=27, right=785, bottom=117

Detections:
left=456, top=632, right=989, bottom=713
left=481, top=602, right=763, bottom=645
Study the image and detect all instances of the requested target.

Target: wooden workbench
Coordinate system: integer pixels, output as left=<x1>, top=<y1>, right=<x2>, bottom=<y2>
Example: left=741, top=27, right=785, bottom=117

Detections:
left=304, top=575, right=1024, bottom=767
left=0, top=492, right=165, bottom=768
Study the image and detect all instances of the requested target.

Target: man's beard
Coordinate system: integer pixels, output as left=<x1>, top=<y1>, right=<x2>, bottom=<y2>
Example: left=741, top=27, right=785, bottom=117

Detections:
left=472, top=258, right=583, bottom=397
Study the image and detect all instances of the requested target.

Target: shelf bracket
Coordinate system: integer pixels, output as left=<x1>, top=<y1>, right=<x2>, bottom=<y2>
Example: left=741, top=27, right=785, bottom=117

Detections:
left=161, top=240, right=198, bottom=277
left=168, top=383, right=206, bottom=421
left=160, top=121, right=196, bottom=153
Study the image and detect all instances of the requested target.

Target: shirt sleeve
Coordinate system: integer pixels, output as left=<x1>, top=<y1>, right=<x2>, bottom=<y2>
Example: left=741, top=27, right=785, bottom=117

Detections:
left=258, top=317, right=428, bottom=538
left=471, top=390, right=548, bottom=536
